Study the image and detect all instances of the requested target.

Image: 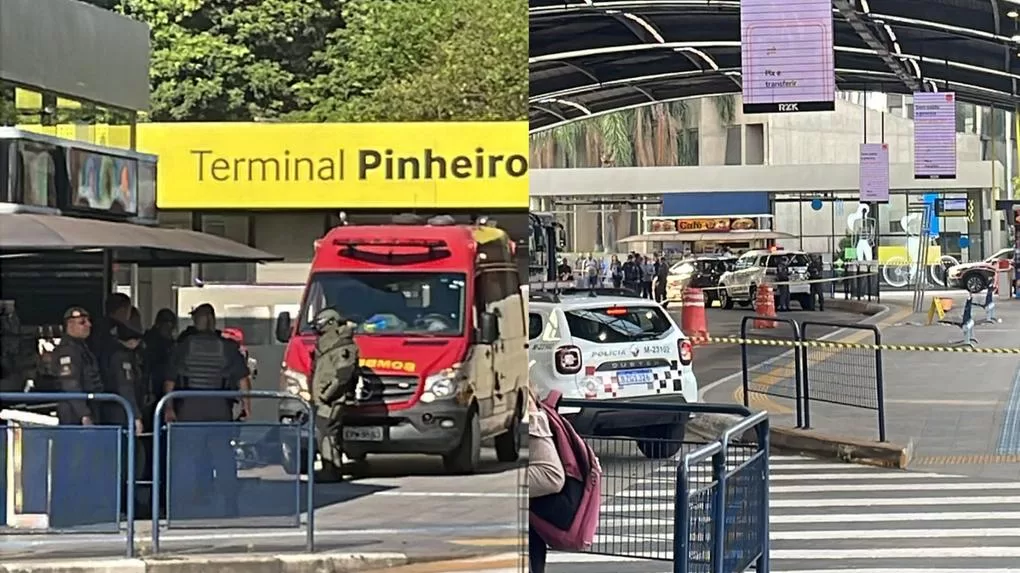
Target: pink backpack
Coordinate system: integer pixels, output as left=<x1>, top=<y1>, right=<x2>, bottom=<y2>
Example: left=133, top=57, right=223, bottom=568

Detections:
left=529, top=390, right=603, bottom=551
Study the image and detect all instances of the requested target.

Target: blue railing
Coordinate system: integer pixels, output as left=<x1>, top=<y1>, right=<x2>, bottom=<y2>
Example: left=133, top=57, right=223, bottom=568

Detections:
left=0, top=392, right=137, bottom=557
left=151, top=390, right=316, bottom=553
left=548, top=397, right=770, bottom=573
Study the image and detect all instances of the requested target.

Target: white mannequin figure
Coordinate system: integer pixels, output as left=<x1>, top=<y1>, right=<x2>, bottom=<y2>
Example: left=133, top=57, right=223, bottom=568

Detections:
left=900, top=212, right=923, bottom=283
left=846, top=204, right=876, bottom=261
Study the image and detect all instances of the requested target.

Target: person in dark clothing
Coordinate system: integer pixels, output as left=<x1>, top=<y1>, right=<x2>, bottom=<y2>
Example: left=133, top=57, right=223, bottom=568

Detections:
left=88, top=293, right=132, bottom=367
left=141, top=308, right=176, bottom=518
left=53, top=307, right=103, bottom=425
left=557, top=259, right=573, bottom=281
left=654, top=256, right=669, bottom=303
left=102, top=315, right=148, bottom=517
left=163, top=303, right=250, bottom=517
left=807, top=255, right=825, bottom=311
left=621, top=254, right=642, bottom=293
left=49, top=307, right=109, bottom=527
left=143, top=309, right=178, bottom=418
left=639, top=255, right=655, bottom=299
left=775, top=255, right=792, bottom=311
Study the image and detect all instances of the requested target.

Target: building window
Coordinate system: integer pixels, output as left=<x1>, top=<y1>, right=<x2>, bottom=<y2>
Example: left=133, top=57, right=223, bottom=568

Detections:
left=724, top=126, right=742, bottom=165
left=200, top=215, right=254, bottom=283
left=745, top=124, right=765, bottom=165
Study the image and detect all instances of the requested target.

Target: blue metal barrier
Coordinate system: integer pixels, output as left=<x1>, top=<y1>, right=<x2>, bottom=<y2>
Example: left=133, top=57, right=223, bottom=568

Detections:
left=678, top=410, right=769, bottom=573
left=0, top=392, right=137, bottom=558
left=546, top=396, right=767, bottom=571
left=151, top=390, right=315, bottom=553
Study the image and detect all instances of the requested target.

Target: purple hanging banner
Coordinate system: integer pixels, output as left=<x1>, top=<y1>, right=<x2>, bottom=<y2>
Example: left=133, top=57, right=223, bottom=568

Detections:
left=913, top=92, right=957, bottom=179
left=859, top=143, right=890, bottom=203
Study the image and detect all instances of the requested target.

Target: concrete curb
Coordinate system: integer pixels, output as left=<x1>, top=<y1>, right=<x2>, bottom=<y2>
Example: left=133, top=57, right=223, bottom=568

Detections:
left=0, top=552, right=412, bottom=573
left=770, top=426, right=913, bottom=469
left=825, top=298, right=885, bottom=317
left=687, top=414, right=913, bottom=469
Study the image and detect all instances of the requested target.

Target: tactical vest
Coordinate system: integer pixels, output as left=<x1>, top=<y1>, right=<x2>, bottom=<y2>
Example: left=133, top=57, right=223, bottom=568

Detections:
left=179, top=334, right=228, bottom=390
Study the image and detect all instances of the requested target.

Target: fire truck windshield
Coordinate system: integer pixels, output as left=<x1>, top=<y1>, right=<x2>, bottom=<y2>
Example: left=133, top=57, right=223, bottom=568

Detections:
left=299, top=271, right=467, bottom=336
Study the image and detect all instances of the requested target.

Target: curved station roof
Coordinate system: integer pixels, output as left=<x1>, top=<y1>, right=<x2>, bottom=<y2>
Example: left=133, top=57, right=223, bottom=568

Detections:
left=530, top=0, right=1020, bottom=131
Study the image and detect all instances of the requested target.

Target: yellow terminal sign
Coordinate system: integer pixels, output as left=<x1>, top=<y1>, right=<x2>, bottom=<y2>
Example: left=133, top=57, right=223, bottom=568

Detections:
left=137, top=122, right=529, bottom=209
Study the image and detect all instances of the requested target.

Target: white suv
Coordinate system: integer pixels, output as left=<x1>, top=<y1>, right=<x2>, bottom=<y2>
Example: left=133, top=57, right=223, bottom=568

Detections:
left=528, top=288, right=698, bottom=459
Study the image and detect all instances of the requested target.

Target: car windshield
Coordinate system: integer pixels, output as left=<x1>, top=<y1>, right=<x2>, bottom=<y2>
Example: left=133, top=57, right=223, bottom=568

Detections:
left=299, top=272, right=467, bottom=336
left=565, top=305, right=672, bottom=344
left=986, top=249, right=1015, bottom=263
left=734, top=254, right=758, bottom=269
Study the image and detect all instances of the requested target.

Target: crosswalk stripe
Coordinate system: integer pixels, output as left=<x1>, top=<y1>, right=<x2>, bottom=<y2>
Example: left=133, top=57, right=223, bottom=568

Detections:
left=593, top=527, right=1020, bottom=543
left=769, top=495, right=1020, bottom=508
left=770, top=482, right=1020, bottom=493
left=654, top=462, right=884, bottom=474
left=772, top=547, right=1020, bottom=559
left=614, top=481, right=1020, bottom=498
left=771, top=511, right=1020, bottom=523
left=637, top=472, right=959, bottom=486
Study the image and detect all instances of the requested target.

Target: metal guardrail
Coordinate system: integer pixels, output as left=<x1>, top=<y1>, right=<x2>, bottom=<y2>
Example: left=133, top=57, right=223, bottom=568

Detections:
left=737, top=316, right=887, bottom=442
left=801, top=321, right=886, bottom=442
left=552, top=397, right=769, bottom=573
left=151, top=390, right=315, bottom=553
left=0, top=392, right=137, bottom=557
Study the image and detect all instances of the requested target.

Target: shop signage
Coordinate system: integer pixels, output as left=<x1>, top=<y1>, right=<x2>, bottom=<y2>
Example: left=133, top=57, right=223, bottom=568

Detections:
left=934, top=198, right=968, bottom=218
left=913, top=92, right=957, bottom=179
left=138, top=122, right=529, bottom=209
left=858, top=143, right=889, bottom=202
left=648, top=219, right=678, bottom=233
left=675, top=217, right=757, bottom=232
left=65, top=147, right=138, bottom=216
left=740, top=0, right=835, bottom=114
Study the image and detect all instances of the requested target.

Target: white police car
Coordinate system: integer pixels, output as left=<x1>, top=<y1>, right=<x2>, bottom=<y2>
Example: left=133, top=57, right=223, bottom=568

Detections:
left=528, top=288, right=698, bottom=458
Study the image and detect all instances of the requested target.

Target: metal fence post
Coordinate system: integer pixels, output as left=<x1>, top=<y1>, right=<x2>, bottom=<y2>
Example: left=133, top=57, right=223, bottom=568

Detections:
left=711, top=449, right=727, bottom=573
left=874, top=327, right=887, bottom=442
left=757, top=417, right=771, bottom=573
left=790, top=320, right=805, bottom=429
left=740, top=317, right=751, bottom=408
left=797, top=322, right=811, bottom=429
left=675, top=462, right=690, bottom=573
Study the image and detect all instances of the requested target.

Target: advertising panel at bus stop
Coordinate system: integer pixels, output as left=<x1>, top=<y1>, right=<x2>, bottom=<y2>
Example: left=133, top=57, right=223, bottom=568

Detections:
left=137, top=122, right=529, bottom=210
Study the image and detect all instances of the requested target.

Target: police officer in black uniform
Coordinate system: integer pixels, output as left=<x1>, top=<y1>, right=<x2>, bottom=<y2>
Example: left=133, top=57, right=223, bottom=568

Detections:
left=53, top=307, right=103, bottom=425
left=163, top=304, right=250, bottom=517
left=102, top=315, right=148, bottom=516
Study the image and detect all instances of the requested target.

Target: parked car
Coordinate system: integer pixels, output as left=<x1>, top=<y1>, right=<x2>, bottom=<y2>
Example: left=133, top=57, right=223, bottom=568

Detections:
left=664, top=254, right=737, bottom=306
left=946, top=248, right=1015, bottom=293
left=717, top=249, right=814, bottom=310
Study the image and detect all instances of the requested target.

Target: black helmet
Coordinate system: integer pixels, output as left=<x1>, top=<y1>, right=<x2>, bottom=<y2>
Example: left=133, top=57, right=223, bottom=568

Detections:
left=313, top=308, right=342, bottom=333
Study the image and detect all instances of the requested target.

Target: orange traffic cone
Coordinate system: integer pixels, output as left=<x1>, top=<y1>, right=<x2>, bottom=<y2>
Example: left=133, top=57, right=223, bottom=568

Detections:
left=753, top=284, right=778, bottom=329
left=681, top=288, right=710, bottom=344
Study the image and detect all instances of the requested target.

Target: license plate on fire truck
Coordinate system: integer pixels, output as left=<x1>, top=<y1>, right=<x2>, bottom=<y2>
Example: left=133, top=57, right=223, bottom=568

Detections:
left=343, top=427, right=384, bottom=442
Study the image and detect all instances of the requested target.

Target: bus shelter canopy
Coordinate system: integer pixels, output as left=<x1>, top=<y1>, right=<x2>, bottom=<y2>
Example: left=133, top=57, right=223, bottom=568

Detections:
left=530, top=0, right=1020, bottom=131
left=0, top=214, right=282, bottom=266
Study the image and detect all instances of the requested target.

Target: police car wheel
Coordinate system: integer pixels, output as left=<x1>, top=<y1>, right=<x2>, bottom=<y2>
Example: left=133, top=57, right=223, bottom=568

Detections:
left=443, top=409, right=481, bottom=474
left=964, top=273, right=987, bottom=293
left=635, top=423, right=686, bottom=459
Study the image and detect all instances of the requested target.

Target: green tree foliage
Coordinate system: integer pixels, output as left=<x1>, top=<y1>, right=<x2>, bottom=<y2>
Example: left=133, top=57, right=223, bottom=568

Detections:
left=81, top=0, right=526, bottom=122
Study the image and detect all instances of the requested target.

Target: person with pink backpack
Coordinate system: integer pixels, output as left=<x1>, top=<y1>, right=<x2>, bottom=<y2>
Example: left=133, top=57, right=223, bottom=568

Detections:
left=528, top=386, right=603, bottom=572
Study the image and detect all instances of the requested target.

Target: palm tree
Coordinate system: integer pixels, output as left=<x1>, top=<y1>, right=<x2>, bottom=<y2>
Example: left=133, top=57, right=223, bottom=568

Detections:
left=529, top=95, right=737, bottom=249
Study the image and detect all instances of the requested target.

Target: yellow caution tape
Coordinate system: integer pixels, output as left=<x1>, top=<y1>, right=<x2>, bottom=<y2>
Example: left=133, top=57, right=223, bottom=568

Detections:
left=690, top=335, right=1020, bottom=354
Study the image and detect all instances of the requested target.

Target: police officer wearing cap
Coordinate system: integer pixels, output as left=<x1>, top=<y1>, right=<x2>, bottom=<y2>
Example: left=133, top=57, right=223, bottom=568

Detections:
left=53, top=307, right=103, bottom=425
left=163, top=303, right=250, bottom=516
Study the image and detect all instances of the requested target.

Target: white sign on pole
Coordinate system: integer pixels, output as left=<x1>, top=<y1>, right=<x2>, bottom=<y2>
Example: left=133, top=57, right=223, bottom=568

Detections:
left=740, top=0, right=835, bottom=114
left=859, top=143, right=890, bottom=203
left=913, top=92, right=957, bottom=179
